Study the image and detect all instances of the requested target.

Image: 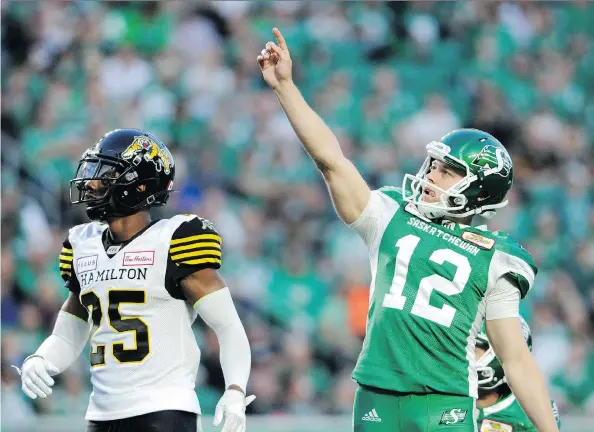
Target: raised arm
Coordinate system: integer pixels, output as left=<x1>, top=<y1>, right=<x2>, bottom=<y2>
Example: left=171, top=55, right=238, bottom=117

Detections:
left=258, top=28, right=370, bottom=224
left=486, top=318, right=559, bottom=432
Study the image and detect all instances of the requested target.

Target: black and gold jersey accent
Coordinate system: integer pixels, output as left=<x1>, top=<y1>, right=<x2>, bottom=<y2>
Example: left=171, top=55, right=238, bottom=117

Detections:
left=59, top=243, right=74, bottom=279
left=60, top=238, right=81, bottom=294
left=169, top=217, right=222, bottom=269
left=165, top=216, right=222, bottom=299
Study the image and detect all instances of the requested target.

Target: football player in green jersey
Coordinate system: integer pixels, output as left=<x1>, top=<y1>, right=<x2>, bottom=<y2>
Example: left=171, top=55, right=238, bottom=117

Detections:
left=258, top=28, right=559, bottom=432
left=476, top=317, right=561, bottom=431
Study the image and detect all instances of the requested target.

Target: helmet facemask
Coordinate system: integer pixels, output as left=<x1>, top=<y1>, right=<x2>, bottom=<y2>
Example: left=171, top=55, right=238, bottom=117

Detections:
left=475, top=340, right=506, bottom=391
left=70, top=151, right=149, bottom=221
left=402, top=141, right=510, bottom=220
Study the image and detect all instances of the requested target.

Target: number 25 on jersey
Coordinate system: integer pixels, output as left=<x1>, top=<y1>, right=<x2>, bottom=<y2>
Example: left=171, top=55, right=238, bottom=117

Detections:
left=81, top=289, right=150, bottom=367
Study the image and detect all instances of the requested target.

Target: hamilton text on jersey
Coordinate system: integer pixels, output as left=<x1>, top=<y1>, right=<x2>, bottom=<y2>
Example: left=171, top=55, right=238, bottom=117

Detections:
left=79, top=267, right=148, bottom=287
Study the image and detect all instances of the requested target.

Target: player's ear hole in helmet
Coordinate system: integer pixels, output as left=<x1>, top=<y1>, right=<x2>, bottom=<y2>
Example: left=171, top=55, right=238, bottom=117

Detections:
left=70, top=129, right=175, bottom=221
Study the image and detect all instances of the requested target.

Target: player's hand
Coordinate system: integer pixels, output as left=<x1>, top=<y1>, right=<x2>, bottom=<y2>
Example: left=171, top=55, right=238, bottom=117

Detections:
left=257, top=27, right=292, bottom=90
left=213, top=389, right=256, bottom=432
left=17, top=355, right=59, bottom=399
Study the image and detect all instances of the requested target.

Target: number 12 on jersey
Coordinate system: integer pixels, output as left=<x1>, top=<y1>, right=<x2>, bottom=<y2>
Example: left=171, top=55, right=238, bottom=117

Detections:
left=382, top=234, right=471, bottom=327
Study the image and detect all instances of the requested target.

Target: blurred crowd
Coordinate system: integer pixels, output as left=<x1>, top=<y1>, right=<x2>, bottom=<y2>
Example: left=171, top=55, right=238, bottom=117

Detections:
left=2, top=0, right=594, bottom=424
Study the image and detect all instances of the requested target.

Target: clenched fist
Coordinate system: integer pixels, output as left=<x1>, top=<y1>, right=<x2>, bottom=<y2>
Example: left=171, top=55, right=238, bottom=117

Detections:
left=257, top=28, right=293, bottom=90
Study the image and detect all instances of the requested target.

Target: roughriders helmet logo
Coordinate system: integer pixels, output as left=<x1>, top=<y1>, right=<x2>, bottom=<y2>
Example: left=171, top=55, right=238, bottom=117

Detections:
left=471, top=145, right=512, bottom=177
left=122, top=136, right=173, bottom=174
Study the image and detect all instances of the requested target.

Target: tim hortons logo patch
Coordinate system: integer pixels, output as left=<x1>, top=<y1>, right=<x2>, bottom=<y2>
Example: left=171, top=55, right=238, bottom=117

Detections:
left=480, top=419, right=513, bottom=431
left=462, top=231, right=495, bottom=250
left=123, top=251, right=155, bottom=266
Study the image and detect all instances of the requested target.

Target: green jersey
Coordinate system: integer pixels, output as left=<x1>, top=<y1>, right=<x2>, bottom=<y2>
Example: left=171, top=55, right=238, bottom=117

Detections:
left=350, top=187, right=536, bottom=397
left=477, top=394, right=561, bottom=431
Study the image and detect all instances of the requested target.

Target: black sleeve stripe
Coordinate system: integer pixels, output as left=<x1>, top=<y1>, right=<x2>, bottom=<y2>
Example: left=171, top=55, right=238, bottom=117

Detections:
left=60, top=255, right=73, bottom=263
left=176, top=257, right=222, bottom=266
left=171, top=250, right=221, bottom=262
left=169, top=241, right=221, bottom=254
left=170, top=233, right=221, bottom=246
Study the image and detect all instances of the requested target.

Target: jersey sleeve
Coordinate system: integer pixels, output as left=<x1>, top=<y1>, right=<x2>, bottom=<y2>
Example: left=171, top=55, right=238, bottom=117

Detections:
left=167, top=216, right=222, bottom=284
left=489, top=237, right=537, bottom=299
left=348, top=187, right=401, bottom=249
left=60, top=238, right=81, bottom=295
left=484, top=275, right=520, bottom=320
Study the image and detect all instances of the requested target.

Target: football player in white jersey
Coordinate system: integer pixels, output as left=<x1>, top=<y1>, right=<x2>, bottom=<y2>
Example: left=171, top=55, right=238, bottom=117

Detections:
left=16, top=129, right=254, bottom=432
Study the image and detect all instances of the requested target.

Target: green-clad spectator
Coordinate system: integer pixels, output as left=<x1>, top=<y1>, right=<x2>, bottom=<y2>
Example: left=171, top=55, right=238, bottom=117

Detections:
left=529, top=7, right=568, bottom=54
left=500, top=54, right=539, bottom=115
left=281, top=331, right=332, bottom=413
left=565, top=0, right=594, bottom=37
left=4, top=69, right=38, bottom=128
left=267, top=249, right=328, bottom=331
left=250, top=2, right=310, bottom=61
left=173, top=101, right=209, bottom=149
left=346, top=1, right=396, bottom=50
left=138, top=81, right=177, bottom=140
left=572, top=34, right=594, bottom=94
left=551, top=336, right=594, bottom=412
left=21, top=99, right=86, bottom=189
left=365, top=68, right=419, bottom=131
left=50, top=374, right=90, bottom=416
left=524, top=210, right=569, bottom=271
left=122, top=3, right=174, bottom=57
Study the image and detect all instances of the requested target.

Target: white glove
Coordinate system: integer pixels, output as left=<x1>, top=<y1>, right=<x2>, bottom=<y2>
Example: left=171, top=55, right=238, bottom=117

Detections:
left=213, top=389, right=256, bottom=432
left=16, top=355, right=59, bottom=400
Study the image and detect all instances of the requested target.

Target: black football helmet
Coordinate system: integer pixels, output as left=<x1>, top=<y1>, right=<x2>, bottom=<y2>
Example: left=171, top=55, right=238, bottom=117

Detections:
left=70, top=128, right=175, bottom=221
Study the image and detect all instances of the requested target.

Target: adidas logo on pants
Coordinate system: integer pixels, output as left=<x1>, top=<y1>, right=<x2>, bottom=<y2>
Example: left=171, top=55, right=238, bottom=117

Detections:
left=362, top=408, right=382, bottom=422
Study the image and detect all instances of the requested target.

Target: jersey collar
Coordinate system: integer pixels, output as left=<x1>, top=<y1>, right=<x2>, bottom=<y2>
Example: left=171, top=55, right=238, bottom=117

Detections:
left=102, top=219, right=161, bottom=258
left=405, top=203, right=488, bottom=232
left=458, top=223, right=488, bottom=231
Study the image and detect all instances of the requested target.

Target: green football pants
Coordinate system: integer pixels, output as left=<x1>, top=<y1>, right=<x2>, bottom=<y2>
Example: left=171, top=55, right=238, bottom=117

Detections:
left=353, top=384, right=477, bottom=432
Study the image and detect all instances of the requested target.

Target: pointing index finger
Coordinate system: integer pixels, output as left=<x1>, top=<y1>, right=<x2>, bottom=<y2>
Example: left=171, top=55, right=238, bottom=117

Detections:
left=273, top=28, right=288, bottom=51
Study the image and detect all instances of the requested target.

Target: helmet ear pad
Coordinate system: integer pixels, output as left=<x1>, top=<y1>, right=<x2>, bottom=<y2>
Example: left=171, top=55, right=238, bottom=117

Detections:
left=111, top=177, right=160, bottom=210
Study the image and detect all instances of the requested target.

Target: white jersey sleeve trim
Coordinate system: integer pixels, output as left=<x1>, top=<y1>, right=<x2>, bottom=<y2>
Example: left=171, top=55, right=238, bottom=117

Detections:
left=492, top=250, right=535, bottom=287
left=484, top=276, right=521, bottom=321
left=348, top=190, right=400, bottom=250
left=486, top=249, right=535, bottom=301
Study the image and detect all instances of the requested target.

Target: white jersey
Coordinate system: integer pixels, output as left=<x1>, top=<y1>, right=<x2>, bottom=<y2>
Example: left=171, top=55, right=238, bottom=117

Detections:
left=60, top=214, right=223, bottom=421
